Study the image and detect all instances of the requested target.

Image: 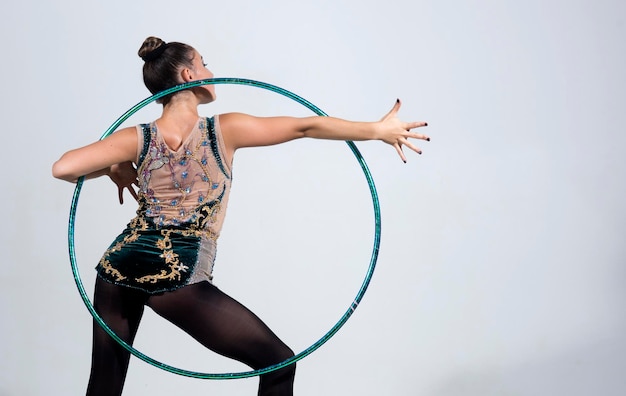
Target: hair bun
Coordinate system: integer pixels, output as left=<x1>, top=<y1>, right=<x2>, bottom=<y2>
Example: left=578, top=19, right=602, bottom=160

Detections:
left=138, top=36, right=168, bottom=62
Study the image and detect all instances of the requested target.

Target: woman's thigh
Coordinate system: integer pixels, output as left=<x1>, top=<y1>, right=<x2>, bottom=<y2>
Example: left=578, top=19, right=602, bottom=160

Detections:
left=147, top=281, right=293, bottom=368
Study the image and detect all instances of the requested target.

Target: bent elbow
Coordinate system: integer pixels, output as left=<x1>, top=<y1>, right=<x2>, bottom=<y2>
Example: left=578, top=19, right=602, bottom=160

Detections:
left=52, top=158, right=78, bottom=182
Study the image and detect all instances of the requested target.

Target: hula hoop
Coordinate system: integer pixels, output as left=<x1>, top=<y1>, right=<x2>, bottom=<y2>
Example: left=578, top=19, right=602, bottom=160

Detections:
left=67, top=78, right=381, bottom=379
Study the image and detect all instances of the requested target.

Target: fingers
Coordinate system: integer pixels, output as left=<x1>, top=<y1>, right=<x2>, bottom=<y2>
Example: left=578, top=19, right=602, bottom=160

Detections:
left=405, top=130, right=430, bottom=141
left=117, top=183, right=139, bottom=205
left=393, top=143, right=407, bottom=163
left=393, top=98, right=402, bottom=113
left=381, top=98, right=402, bottom=121
left=382, top=98, right=430, bottom=162
left=407, top=121, right=428, bottom=130
left=389, top=98, right=402, bottom=117
left=403, top=120, right=429, bottom=143
left=396, top=129, right=429, bottom=163
left=402, top=139, right=423, bottom=156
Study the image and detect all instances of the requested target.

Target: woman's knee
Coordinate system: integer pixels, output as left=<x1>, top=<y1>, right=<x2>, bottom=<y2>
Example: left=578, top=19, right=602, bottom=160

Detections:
left=271, top=343, right=296, bottom=375
left=281, top=344, right=296, bottom=362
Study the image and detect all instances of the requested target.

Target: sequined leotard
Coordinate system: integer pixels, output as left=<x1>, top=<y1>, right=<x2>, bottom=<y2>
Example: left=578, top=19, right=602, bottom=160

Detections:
left=96, top=115, right=232, bottom=294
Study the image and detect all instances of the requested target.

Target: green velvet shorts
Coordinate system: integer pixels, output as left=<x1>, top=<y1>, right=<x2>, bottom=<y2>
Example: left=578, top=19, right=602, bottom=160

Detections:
left=96, top=226, right=215, bottom=294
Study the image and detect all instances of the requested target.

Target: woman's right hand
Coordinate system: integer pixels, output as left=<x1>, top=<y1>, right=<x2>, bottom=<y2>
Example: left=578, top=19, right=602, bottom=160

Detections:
left=377, top=99, right=429, bottom=163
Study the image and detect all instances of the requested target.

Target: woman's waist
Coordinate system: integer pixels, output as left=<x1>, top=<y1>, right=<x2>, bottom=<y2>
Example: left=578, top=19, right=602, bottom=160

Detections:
left=124, top=214, right=220, bottom=240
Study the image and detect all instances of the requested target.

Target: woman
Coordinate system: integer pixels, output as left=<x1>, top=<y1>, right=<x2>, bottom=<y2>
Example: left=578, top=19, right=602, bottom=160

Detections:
left=52, top=36, right=429, bottom=396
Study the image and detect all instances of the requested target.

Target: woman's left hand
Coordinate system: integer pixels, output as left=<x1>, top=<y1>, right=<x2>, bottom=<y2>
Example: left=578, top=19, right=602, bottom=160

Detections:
left=108, top=161, right=139, bottom=204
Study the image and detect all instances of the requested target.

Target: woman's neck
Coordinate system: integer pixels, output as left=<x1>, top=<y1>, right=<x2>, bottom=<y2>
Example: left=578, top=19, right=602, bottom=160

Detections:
left=161, top=93, right=201, bottom=123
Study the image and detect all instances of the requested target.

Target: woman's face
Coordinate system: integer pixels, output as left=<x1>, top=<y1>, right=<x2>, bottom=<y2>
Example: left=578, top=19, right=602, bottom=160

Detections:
left=189, top=50, right=216, bottom=103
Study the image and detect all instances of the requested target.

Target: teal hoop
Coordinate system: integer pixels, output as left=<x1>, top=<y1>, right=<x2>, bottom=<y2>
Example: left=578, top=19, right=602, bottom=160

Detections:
left=67, top=78, right=381, bottom=379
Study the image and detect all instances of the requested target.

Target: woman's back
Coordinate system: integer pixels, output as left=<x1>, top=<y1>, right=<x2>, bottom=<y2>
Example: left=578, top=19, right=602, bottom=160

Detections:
left=137, top=115, right=232, bottom=235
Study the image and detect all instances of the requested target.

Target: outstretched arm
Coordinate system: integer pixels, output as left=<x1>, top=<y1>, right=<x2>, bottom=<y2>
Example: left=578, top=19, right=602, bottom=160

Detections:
left=220, top=99, right=429, bottom=163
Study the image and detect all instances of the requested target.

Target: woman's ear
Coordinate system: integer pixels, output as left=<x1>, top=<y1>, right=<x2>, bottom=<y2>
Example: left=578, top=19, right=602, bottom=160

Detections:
left=181, top=68, right=193, bottom=82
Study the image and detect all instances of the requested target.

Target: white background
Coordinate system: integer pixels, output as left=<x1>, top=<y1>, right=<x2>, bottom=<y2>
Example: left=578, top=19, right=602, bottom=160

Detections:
left=1, top=0, right=625, bottom=395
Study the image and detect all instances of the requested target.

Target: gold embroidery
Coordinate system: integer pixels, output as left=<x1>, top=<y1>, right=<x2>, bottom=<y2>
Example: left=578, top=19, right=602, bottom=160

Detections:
left=123, top=230, right=140, bottom=244
left=155, top=234, right=172, bottom=250
left=134, top=230, right=189, bottom=284
left=129, top=215, right=149, bottom=231
left=99, top=258, right=127, bottom=281
left=160, top=249, right=178, bottom=263
left=110, top=241, right=124, bottom=252
left=199, top=204, right=221, bottom=230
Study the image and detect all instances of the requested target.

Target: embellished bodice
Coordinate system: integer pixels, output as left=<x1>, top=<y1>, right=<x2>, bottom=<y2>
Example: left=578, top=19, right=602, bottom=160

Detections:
left=133, top=116, right=232, bottom=239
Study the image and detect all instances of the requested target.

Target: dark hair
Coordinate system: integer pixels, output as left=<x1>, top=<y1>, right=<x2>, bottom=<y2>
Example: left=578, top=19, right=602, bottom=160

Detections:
left=137, top=36, right=195, bottom=104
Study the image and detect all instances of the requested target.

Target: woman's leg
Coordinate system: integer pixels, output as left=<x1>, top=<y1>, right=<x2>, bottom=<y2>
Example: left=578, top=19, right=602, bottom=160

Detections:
left=147, top=281, right=296, bottom=396
left=86, top=277, right=147, bottom=396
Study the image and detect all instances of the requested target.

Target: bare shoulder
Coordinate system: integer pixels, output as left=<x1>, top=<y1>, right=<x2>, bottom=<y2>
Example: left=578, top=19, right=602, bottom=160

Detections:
left=218, top=112, right=253, bottom=132
left=105, top=126, right=139, bottom=141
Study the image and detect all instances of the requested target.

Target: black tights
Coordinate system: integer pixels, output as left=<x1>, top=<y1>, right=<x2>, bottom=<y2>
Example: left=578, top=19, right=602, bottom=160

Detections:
left=87, top=278, right=295, bottom=396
